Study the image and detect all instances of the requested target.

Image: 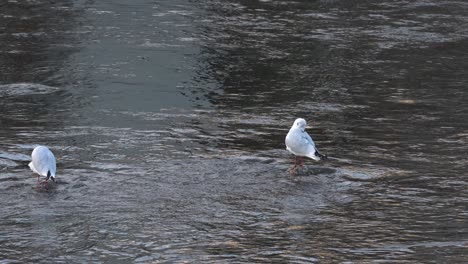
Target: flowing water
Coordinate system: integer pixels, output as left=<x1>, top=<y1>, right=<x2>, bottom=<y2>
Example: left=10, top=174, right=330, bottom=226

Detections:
left=1, top=0, right=468, bottom=262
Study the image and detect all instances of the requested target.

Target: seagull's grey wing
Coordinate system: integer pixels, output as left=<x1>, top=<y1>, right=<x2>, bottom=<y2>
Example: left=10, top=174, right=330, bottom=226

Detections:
left=32, top=149, right=56, bottom=177
left=302, top=131, right=316, bottom=147
left=44, top=150, right=56, bottom=176
left=305, top=132, right=327, bottom=159
left=304, top=131, right=328, bottom=159
left=32, top=155, right=48, bottom=176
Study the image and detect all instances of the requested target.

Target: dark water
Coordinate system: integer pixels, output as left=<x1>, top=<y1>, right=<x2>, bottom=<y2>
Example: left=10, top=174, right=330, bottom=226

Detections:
left=1, top=0, right=468, bottom=262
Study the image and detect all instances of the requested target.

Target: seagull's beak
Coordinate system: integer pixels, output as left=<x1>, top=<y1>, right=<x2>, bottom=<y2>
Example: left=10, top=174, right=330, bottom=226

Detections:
left=306, top=126, right=313, bottom=129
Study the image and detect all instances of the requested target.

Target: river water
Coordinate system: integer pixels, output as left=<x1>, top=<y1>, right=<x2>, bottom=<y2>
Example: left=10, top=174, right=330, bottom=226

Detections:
left=1, top=0, right=467, bottom=262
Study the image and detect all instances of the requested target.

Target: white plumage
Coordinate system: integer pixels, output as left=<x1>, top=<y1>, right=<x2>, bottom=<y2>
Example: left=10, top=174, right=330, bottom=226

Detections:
left=29, top=146, right=56, bottom=182
left=285, top=118, right=325, bottom=161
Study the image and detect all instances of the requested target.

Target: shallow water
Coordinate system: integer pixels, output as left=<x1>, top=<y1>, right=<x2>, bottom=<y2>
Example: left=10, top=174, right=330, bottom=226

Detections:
left=1, top=0, right=468, bottom=262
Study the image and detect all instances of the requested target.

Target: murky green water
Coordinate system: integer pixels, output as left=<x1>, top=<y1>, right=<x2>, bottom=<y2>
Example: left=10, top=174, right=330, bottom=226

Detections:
left=1, top=0, right=468, bottom=262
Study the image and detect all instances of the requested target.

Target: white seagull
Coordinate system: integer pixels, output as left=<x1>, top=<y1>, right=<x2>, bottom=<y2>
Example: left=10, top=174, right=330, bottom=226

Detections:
left=285, top=118, right=326, bottom=173
left=29, top=146, right=57, bottom=184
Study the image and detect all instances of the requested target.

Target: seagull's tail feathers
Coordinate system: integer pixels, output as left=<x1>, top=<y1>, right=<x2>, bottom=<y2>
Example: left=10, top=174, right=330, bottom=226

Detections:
left=306, top=153, right=321, bottom=161
left=306, top=149, right=327, bottom=161
left=28, top=162, right=37, bottom=173
left=316, top=152, right=327, bottom=160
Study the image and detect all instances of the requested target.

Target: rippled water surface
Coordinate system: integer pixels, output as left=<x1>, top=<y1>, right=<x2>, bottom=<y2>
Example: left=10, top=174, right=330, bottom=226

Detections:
left=1, top=0, right=468, bottom=262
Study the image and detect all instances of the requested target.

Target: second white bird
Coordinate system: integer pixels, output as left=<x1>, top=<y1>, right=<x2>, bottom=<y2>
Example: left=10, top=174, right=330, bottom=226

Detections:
left=29, top=145, right=57, bottom=183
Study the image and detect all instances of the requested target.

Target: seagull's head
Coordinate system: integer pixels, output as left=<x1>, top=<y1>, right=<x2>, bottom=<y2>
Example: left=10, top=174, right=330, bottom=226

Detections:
left=293, top=118, right=307, bottom=130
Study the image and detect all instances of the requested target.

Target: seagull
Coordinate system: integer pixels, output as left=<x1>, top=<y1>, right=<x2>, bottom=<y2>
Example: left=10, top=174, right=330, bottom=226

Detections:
left=29, top=146, right=56, bottom=186
left=285, top=118, right=326, bottom=174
